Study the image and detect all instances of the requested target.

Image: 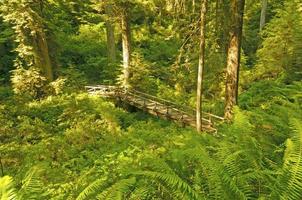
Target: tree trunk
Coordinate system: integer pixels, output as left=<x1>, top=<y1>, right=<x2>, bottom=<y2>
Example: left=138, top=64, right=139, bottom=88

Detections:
left=196, top=0, right=207, bottom=132
left=215, top=0, right=221, bottom=35
left=34, top=0, right=53, bottom=81
left=33, top=31, right=54, bottom=82
left=192, top=0, right=196, bottom=15
left=105, top=5, right=116, bottom=63
left=121, top=10, right=131, bottom=88
left=224, top=0, right=245, bottom=121
left=260, top=0, right=267, bottom=31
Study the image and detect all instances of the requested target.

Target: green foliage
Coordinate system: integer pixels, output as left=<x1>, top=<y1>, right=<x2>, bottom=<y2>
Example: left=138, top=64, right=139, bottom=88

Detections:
left=18, top=167, right=48, bottom=200
left=58, top=24, right=111, bottom=83
left=0, top=19, right=15, bottom=84
left=97, top=177, right=137, bottom=200
left=0, top=0, right=50, bottom=68
left=11, top=67, right=48, bottom=99
left=256, top=0, right=302, bottom=82
left=133, top=159, right=202, bottom=200
left=128, top=52, right=158, bottom=93
left=0, top=167, right=47, bottom=200
left=272, top=119, right=302, bottom=200
left=1, top=78, right=302, bottom=199
left=0, top=0, right=302, bottom=199
left=10, top=66, right=89, bottom=99
left=76, top=178, right=108, bottom=200
left=0, top=176, right=16, bottom=200
left=57, top=67, right=87, bottom=93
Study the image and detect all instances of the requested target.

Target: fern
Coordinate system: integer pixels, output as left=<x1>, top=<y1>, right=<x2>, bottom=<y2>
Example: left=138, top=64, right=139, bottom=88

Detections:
left=272, top=119, right=302, bottom=200
left=179, top=147, right=225, bottom=199
left=132, top=159, right=204, bottom=200
left=217, top=147, right=256, bottom=200
left=96, top=177, right=136, bottom=200
left=134, top=171, right=201, bottom=200
left=0, top=176, right=17, bottom=200
left=76, top=178, right=108, bottom=200
left=128, top=184, right=150, bottom=200
left=18, top=166, right=46, bottom=200
left=77, top=177, right=137, bottom=200
left=0, top=167, right=46, bottom=200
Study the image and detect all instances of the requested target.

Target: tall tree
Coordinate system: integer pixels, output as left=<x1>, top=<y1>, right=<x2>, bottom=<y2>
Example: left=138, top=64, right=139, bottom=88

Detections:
left=121, top=9, right=131, bottom=88
left=93, top=0, right=132, bottom=88
left=0, top=0, right=54, bottom=81
left=260, top=0, right=268, bottom=31
left=33, top=30, right=54, bottom=81
left=0, top=18, right=15, bottom=84
left=105, top=4, right=116, bottom=63
left=192, top=0, right=196, bottom=15
left=224, top=0, right=245, bottom=121
left=196, top=0, right=207, bottom=132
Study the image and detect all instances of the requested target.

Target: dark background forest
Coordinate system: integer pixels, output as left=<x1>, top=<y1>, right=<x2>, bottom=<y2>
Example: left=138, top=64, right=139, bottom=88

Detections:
left=0, top=0, right=302, bottom=199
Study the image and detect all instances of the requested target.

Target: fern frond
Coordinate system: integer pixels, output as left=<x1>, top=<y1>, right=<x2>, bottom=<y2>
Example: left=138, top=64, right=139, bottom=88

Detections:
left=219, top=168, right=252, bottom=200
left=217, top=147, right=255, bottom=199
left=133, top=171, right=203, bottom=200
left=18, top=166, right=46, bottom=200
left=276, top=119, right=302, bottom=200
left=182, top=147, right=225, bottom=199
left=96, top=177, right=136, bottom=200
left=143, top=158, right=176, bottom=174
left=76, top=177, right=108, bottom=200
left=0, top=176, right=17, bottom=200
left=128, top=184, right=150, bottom=200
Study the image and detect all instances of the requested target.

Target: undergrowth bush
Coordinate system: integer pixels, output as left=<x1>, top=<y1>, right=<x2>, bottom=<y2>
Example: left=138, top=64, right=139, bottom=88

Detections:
left=11, top=67, right=49, bottom=99
left=1, top=80, right=302, bottom=200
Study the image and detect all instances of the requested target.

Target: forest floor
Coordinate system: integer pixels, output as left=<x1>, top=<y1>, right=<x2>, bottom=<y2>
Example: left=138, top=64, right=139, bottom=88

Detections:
left=1, top=80, right=302, bottom=199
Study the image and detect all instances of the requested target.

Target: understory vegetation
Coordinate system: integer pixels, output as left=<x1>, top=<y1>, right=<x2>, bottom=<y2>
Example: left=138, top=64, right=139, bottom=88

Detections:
left=1, top=0, right=302, bottom=199
left=1, top=81, right=302, bottom=199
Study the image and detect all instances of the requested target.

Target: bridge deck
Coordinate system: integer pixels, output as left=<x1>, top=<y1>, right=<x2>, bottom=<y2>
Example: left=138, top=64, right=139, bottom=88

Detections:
left=85, top=85, right=224, bottom=133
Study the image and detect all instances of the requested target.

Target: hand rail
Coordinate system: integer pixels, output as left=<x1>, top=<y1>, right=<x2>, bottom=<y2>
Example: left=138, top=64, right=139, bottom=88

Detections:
left=129, top=89, right=224, bottom=121
left=85, top=85, right=224, bottom=122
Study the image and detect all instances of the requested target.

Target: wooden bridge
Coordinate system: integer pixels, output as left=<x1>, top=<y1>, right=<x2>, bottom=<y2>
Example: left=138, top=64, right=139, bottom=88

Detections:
left=85, top=85, right=224, bottom=133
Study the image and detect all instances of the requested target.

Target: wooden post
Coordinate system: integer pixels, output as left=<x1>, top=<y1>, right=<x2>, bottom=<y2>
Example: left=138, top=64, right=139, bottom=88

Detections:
left=181, top=114, right=185, bottom=128
left=154, top=103, right=157, bottom=111
left=154, top=103, right=159, bottom=117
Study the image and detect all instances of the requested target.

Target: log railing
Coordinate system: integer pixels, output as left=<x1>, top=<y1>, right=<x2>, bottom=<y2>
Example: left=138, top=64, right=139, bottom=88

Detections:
left=85, top=85, right=224, bottom=132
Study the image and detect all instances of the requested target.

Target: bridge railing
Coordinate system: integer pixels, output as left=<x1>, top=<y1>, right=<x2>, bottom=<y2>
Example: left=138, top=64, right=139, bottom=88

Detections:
left=128, top=89, right=224, bottom=123
left=85, top=85, right=224, bottom=124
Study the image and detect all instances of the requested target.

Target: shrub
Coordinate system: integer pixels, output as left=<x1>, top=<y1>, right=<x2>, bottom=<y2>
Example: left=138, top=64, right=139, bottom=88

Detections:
left=11, top=67, right=48, bottom=99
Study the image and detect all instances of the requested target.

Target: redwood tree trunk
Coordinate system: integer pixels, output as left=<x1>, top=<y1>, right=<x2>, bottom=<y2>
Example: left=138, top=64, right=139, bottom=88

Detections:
left=196, top=0, right=207, bottom=132
left=121, top=11, right=131, bottom=88
left=224, top=0, right=245, bottom=121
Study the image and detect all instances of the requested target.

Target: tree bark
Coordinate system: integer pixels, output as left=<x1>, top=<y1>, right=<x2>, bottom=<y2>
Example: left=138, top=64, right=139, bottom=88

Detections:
left=121, top=10, right=131, bottom=88
left=192, top=0, right=196, bottom=15
left=260, top=0, right=267, bottom=31
left=33, top=31, right=54, bottom=81
left=224, top=0, right=245, bottom=121
left=34, top=0, right=53, bottom=81
left=105, top=5, right=116, bottom=63
left=196, top=0, right=207, bottom=132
